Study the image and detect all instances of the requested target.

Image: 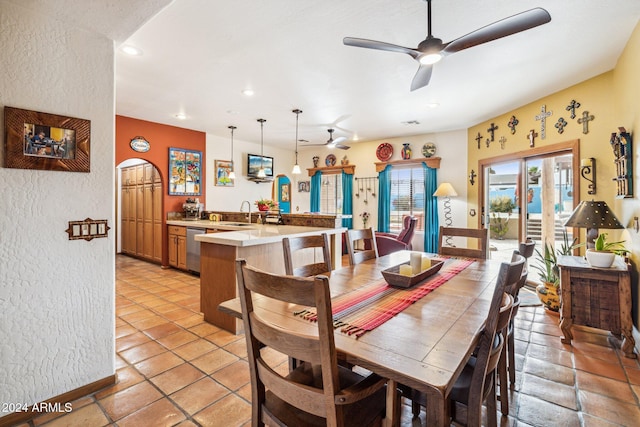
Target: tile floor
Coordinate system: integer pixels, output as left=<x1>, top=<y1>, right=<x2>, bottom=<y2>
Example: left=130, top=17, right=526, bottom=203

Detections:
left=18, top=255, right=640, bottom=427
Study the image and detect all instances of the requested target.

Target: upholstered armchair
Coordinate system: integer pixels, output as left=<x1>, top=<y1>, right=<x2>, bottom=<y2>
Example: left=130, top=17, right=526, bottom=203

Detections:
left=375, top=216, right=417, bottom=256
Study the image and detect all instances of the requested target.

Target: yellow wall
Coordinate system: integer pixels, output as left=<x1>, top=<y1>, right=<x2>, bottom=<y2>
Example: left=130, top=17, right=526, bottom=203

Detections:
left=468, top=20, right=640, bottom=327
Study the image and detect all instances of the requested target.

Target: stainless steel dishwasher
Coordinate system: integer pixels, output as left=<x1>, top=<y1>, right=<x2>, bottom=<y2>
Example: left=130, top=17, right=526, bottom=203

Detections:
left=186, top=227, right=205, bottom=274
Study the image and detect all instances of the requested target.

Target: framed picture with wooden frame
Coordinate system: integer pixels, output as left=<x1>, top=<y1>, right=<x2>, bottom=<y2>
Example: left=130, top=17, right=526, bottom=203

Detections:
left=4, top=106, right=90, bottom=172
left=214, top=159, right=234, bottom=187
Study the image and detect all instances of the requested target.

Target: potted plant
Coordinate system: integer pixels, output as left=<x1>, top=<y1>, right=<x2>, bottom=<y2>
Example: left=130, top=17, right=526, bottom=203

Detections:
left=254, top=198, right=277, bottom=212
left=489, top=195, right=516, bottom=239
left=585, top=233, right=628, bottom=268
left=532, top=230, right=583, bottom=311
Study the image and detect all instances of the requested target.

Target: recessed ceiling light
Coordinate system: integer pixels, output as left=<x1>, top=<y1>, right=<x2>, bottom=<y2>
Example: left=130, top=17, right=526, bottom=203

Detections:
left=242, top=89, right=254, bottom=96
left=402, top=120, right=421, bottom=125
left=427, top=102, right=440, bottom=108
left=121, top=45, right=142, bottom=56
left=175, top=113, right=186, bottom=120
left=226, top=110, right=240, bottom=115
left=352, top=134, right=359, bottom=141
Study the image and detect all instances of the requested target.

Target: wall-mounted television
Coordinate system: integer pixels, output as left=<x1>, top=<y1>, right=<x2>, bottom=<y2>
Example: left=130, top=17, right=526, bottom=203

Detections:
left=247, top=153, right=273, bottom=177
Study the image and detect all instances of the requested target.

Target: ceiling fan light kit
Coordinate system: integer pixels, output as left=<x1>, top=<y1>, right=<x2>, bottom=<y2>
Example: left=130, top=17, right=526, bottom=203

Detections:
left=292, top=109, right=302, bottom=174
left=257, top=118, right=266, bottom=178
left=228, top=125, right=236, bottom=180
left=344, top=0, right=551, bottom=91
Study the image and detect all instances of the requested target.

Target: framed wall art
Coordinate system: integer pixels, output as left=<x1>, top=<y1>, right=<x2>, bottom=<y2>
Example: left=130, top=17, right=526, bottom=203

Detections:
left=169, top=147, right=201, bottom=195
left=214, top=159, right=234, bottom=187
left=4, top=106, right=90, bottom=172
left=298, top=181, right=310, bottom=192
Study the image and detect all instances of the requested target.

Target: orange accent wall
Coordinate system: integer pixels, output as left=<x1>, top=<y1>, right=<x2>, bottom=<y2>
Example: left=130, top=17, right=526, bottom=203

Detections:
left=116, top=115, right=206, bottom=266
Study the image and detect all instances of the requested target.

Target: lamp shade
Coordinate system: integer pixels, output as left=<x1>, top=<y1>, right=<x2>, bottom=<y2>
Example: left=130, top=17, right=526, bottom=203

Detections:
left=433, top=182, right=458, bottom=197
left=564, top=200, right=624, bottom=230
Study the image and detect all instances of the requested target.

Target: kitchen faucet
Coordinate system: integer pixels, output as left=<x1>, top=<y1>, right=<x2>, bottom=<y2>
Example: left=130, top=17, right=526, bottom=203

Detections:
left=240, top=200, right=252, bottom=224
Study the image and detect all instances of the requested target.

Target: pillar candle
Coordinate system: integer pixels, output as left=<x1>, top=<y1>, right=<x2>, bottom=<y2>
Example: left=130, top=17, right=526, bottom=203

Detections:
left=410, top=252, right=422, bottom=275
left=399, top=264, right=413, bottom=276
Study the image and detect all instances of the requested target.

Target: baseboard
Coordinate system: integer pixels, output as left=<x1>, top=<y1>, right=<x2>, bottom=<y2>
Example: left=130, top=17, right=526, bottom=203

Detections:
left=0, top=374, right=116, bottom=427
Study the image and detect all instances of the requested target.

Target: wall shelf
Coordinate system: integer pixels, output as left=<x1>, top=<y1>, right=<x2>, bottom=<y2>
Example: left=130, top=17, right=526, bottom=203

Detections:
left=307, top=164, right=355, bottom=176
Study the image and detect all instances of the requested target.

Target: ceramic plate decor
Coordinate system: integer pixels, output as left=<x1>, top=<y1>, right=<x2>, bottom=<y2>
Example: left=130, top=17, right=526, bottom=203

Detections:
left=376, top=143, right=393, bottom=161
left=422, top=142, right=437, bottom=157
left=325, top=154, right=337, bottom=167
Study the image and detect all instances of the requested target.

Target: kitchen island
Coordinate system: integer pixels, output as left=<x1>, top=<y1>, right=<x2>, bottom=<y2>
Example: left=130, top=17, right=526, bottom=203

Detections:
left=194, top=224, right=345, bottom=333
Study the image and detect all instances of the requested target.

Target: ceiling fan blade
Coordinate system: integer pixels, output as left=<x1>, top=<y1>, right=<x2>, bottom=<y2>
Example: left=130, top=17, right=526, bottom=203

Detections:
left=335, top=144, right=351, bottom=150
left=443, top=7, right=551, bottom=54
left=344, top=37, right=419, bottom=59
left=410, top=64, right=433, bottom=91
left=332, top=136, right=347, bottom=145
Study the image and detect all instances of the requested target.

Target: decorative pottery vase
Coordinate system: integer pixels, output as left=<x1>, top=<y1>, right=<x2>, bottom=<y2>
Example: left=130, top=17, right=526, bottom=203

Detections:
left=536, top=281, right=560, bottom=312
left=585, top=249, right=615, bottom=268
left=401, top=143, right=412, bottom=159
left=312, top=156, right=319, bottom=168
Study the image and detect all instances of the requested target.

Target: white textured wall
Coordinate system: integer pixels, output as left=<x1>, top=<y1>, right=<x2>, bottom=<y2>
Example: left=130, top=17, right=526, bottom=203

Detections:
left=0, top=1, right=115, bottom=405
left=205, top=133, right=296, bottom=211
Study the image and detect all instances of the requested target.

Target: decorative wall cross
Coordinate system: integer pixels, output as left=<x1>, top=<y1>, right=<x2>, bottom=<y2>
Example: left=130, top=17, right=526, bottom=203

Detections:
left=487, top=123, right=498, bottom=141
left=555, top=117, right=568, bottom=134
left=566, top=99, right=581, bottom=119
left=499, top=136, right=507, bottom=149
left=535, top=105, right=553, bottom=139
left=475, top=132, right=483, bottom=149
left=577, top=111, right=595, bottom=134
left=507, top=115, right=519, bottom=134
left=486, top=138, right=491, bottom=148
left=527, top=129, right=538, bottom=147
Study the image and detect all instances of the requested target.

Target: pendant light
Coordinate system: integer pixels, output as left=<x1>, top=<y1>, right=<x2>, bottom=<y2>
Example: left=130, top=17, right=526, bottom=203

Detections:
left=291, top=109, right=302, bottom=174
left=228, top=125, right=236, bottom=180
left=257, top=118, right=267, bottom=178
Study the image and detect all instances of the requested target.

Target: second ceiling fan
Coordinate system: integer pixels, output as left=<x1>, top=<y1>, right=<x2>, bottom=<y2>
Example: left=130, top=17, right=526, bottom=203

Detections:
left=304, top=129, right=350, bottom=150
left=343, top=0, right=551, bottom=91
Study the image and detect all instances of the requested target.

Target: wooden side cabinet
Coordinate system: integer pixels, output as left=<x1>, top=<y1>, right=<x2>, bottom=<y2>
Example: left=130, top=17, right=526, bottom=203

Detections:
left=168, top=225, right=187, bottom=270
left=557, top=255, right=636, bottom=358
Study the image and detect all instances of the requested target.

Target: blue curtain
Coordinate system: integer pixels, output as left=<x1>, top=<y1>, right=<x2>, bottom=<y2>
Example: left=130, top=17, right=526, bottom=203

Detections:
left=377, top=165, right=392, bottom=232
left=423, top=162, right=439, bottom=252
left=341, top=171, right=353, bottom=229
left=310, top=172, right=322, bottom=212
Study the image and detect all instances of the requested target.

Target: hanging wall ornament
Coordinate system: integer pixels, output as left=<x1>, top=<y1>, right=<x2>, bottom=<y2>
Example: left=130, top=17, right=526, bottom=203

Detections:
left=499, top=136, right=506, bottom=149
left=487, top=123, right=498, bottom=141
left=486, top=138, right=491, bottom=148
left=555, top=117, right=568, bottom=134
left=566, top=99, right=581, bottom=119
left=475, top=132, right=483, bottom=149
left=535, top=105, right=553, bottom=139
left=577, top=111, right=595, bottom=134
left=469, top=169, right=477, bottom=186
left=507, top=115, right=519, bottom=134
left=527, top=129, right=538, bottom=147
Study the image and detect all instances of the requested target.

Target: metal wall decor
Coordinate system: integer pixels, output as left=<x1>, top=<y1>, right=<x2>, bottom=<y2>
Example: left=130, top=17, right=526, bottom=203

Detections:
left=527, top=129, right=538, bottom=147
left=469, top=169, right=477, bottom=185
left=507, top=115, right=519, bottom=134
left=610, top=127, right=633, bottom=198
left=555, top=117, right=568, bottom=134
left=577, top=111, right=595, bottom=134
left=487, top=123, right=498, bottom=141
left=355, top=176, right=377, bottom=204
left=499, top=136, right=507, bottom=149
left=475, top=132, right=483, bottom=149
left=566, top=99, right=581, bottom=119
left=534, top=105, right=553, bottom=139
left=580, top=157, right=597, bottom=195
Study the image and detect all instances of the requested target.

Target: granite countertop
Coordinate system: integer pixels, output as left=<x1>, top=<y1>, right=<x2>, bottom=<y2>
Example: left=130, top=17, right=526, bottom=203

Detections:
left=193, top=223, right=345, bottom=247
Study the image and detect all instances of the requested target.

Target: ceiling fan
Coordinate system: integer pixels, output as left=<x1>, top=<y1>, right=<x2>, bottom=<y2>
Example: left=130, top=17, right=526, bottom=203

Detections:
left=303, top=129, right=350, bottom=150
left=343, top=0, right=551, bottom=91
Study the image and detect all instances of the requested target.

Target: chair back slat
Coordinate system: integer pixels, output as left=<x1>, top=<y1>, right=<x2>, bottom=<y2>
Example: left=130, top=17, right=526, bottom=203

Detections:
left=346, top=228, right=378, bottom=265
left=438, top=226, right=489, bottom=259
left=283, top=234, right=332, bottom=277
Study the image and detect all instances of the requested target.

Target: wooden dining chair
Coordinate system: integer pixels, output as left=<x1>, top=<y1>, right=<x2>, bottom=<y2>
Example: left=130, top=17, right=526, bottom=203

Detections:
left=235, top=259, right=387, bottom=427
left=346, top=227, right=378, bottom=265
left=409, top=254, right=524, bottom=426
left=282, top=233, right=332, bottom=277
left=438, top=226, right=489, bottom=259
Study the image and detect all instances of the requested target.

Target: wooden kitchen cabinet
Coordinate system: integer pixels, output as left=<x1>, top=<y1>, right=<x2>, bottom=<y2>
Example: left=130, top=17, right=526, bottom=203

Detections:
left=557, top=255, right=636, bottom=358
left=168, top=225, right=187, bottom=270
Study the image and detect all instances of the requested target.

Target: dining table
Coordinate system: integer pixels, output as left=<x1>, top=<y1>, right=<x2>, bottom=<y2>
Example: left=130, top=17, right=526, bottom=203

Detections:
left=217, top=250, right=504, bottom=427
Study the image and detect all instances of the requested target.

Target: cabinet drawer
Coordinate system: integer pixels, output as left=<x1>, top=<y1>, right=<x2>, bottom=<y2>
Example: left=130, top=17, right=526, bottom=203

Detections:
left=168, top=225, right=186, bottom=236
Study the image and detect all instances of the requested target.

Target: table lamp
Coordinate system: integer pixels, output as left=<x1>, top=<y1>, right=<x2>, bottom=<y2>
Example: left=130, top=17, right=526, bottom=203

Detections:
left=564, top=200, right=624, bottom=249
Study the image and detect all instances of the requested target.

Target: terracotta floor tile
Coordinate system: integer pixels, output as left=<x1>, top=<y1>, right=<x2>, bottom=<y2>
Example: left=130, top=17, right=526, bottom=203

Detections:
left=580, top=413, right=622, bottom=427
left=625, top=366, right=640, bottom=385
left=192, top=394, right=251, bottom=427
left=173, top=338, right=218, bottom=360
left=142, top=322, right=183, bottom=339
left=156, top=329, right=199, bottom=349
left=571, top=340, right=620, bottom=364
left=114, top=354, right=128, bottom=370
left=517, top=394, right=580, bottom=427
left=236, top=382, right=252, bottom=403
left=95, top=366, right=145, bottom=399
left=171, top=377, right=230, bottom=415
left=115, top=331, right=151, bottom=352
left=117, top=397, right=186, bottom=427
left=575, top=369, right=636, bottom=403
left=573, top=353, right=627, bottom=382
left=175, top=420, right=200, bottom=427
left=526, top=342, right=574, bottom=368
left=119, top=340, right=167, bottom=364
left=131, top=314, right=167, bottom=330
left=578, top=390, right=640, bottom=425
left=523, top=357, right=575, bottom=386
left=150, top=363, right=205, bottom=395
left=99, top=380, right=162, bottom=420
left=520, top=373, right=577, bottom=410
left=162, top=307, right=194, bottom=321
left=134, top=351, right=184, bottom=377
left=529, top=330, right=572, bottom=351
left=115, top=324, right=137, bottom=339
left=224, top=339, right=248, bottom=358
left=191, top=348, right=239, bottom=374
left=174, top=313, right=206, bottom=328
left=41, top=403, right=110, bottom=427
left=189, top=322, right=222, bottom=337
left=120, top=308, right=156, bottom=323
left=211, top=360, right=251, bottom=391
left=206, top=330, right=244, bottom=347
